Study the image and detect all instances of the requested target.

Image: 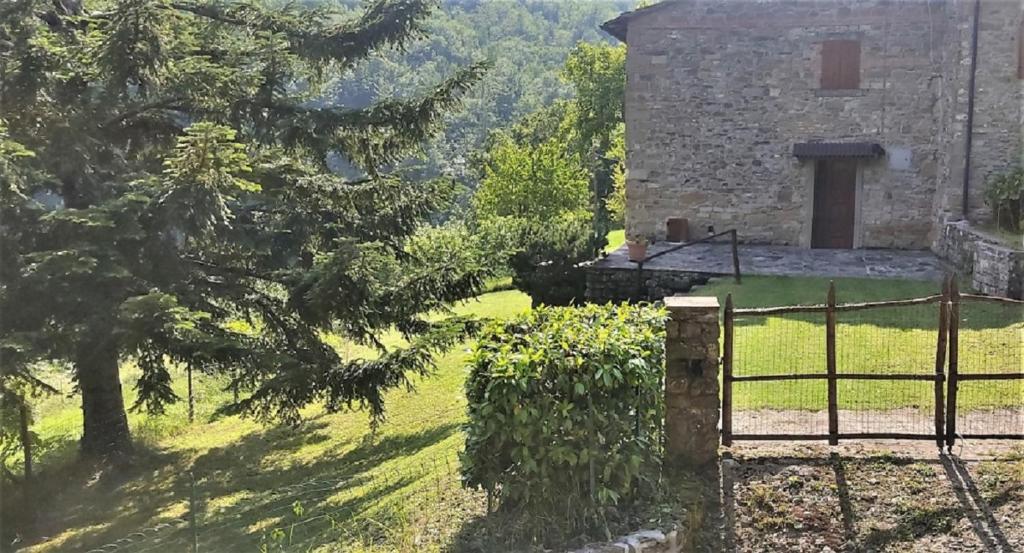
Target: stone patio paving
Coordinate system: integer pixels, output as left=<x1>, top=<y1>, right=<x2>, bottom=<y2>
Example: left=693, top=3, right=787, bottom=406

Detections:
left=598, top=242, right=950, bottom=281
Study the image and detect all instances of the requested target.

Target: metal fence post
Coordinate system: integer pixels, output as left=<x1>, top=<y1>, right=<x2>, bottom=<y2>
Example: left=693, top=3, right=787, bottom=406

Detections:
left=187, top=362, right=195, bottom=423
left=722, top=294, right=734, bottom=447
left=190, top=471, right=200, bottom=553
left=826, top=281, right=839, bottom=446
left=730, top=229, right=741, bottom=284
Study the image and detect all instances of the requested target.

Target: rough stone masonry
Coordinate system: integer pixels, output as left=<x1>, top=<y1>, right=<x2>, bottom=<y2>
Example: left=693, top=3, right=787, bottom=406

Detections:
left=605, top=0, right=1023, bottom=251
left=664, top=296, right=721, bottom=468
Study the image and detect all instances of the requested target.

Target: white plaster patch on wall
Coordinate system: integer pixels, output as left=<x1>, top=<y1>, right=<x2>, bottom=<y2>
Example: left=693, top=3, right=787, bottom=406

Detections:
left=887, top=147, right=913, bottom=171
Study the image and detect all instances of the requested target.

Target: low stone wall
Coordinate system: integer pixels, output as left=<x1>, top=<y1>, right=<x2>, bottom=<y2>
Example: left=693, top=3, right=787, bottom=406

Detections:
left=935, top=221, right=1024, bottom=299
left=585, top=266, right=708, bottom=303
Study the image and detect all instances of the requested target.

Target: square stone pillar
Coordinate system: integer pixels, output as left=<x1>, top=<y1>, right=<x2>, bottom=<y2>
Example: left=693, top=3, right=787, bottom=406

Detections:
left=664, top=296, right=721, bottom=468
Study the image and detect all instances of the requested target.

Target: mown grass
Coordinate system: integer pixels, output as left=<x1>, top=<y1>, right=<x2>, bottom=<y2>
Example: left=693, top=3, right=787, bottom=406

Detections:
left=695, top=276, right=1022, bottom=413
left=604, top=228, right=625, bottom=253
left=15, top=290, right=531, bottom=553
left=11, top=275, right=1021, bottom=552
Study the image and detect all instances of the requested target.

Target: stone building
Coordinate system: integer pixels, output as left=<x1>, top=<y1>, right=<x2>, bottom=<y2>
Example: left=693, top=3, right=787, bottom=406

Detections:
left=603, top=0, right=1023, bottom=251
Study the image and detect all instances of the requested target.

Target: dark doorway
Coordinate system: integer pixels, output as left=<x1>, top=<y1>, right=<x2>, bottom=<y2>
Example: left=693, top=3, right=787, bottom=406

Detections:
left=812, top=159, right=857, bottom=249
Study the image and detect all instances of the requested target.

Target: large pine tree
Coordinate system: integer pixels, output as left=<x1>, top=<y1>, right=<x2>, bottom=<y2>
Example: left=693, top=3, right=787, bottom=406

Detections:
left=0, top=0, right=487, bottom=460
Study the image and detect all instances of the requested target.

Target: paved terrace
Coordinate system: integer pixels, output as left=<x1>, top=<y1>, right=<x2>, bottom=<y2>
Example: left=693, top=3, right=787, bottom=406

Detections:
left=598, top=242, right=950, bottom=281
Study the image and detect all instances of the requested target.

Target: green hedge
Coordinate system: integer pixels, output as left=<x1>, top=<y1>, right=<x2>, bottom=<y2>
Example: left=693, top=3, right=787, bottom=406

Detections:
left=461, top=303, right=667, bottom=535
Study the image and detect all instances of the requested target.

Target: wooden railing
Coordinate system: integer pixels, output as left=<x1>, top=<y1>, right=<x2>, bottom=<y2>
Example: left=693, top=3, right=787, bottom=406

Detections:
left=722, top=277, right=1024, bottom=449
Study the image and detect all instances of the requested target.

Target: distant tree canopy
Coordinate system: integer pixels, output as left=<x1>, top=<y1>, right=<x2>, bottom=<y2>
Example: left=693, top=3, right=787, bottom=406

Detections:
left=0, top=0, right=487, bottom=462
left=473, top=137, right=590, bottom=223
left=322, top=0, right=631, bottom=184
left=465, top=40, right=625, bottom=306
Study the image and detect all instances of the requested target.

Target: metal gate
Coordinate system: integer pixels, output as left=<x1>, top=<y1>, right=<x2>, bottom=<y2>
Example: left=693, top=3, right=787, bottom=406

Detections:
left=722, top=278, right=1023, bottom=448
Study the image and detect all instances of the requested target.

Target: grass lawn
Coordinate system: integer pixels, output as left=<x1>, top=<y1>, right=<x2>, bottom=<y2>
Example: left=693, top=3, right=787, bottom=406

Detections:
left=605, top=228, right=625, bottom=253
left=694, top=276, right=1022, bottom=414
left=10, top=275, right=1020, bottom=552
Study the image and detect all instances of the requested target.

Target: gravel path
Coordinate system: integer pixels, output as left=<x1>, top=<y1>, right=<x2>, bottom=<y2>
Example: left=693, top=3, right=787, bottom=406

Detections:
left=731, top=408, right=1023, bottom=438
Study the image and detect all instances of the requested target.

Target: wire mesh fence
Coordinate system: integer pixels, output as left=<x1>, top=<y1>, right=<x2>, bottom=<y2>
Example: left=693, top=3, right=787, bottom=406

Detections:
left=950, top=295, right=1024, bottom=439
left=75, top=408, right=485, bottom=553
left=730, top=309, right=829, bottom=437
left=11, top=280, right=1022, bottom=552
left=726, top=280, right=1023, bottom=445
left=834, top=301, right=941, bottom=436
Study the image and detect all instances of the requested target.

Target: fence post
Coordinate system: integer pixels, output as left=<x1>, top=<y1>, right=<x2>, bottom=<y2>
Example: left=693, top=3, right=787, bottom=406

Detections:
left=826, top=281, right=839, bottom=446
left=190, top=471, right=200, bottom=553
left=945, top=277, right=960, bottom=449
left=722, top=294, right=734, bottom=447
left=187, top=361, right=195, bottom=423
left=934, top=280, right=949, bottom=449
left=730, top=230, right=742, bottom=284
left=18, top=401, right=32, bottom=482
left=663, top=296, right=721, bottom=469
left=19, top=400, right=34, bottom=527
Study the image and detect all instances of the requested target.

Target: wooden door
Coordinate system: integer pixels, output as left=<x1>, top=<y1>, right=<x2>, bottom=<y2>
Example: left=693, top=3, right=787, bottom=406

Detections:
left=812, top=160, right=857, bottom=249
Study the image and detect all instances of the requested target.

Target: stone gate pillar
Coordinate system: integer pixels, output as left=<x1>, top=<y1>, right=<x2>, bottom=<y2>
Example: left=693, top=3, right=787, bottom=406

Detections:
left=664, top=296, right=721, bottom=468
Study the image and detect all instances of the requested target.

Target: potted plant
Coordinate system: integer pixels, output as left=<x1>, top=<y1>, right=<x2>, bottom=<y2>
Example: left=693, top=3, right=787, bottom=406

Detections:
left=626, top=234, right=648, bottom=262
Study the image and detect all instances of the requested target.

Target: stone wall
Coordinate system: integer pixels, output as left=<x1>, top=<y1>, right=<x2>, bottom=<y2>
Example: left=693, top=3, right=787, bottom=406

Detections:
left=955, top=1, right=1024, bottom=225
left=663, top=296, right=721, bottom=468
left=586, top=265, right=707, bottom=303
left=935, top=221, right=1024, bottom=299
left=933, top=1, right=1024, bottom=227
left=619, top=0, right=1023, bottom=249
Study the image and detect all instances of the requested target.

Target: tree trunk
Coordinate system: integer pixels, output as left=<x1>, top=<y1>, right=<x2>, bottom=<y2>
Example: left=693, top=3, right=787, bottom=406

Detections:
left=77, top=330, right=132, bottom=458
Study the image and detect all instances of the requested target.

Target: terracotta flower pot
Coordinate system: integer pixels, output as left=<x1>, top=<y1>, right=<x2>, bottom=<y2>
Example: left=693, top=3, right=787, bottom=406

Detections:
left=627, top=241, right=648, bottom=262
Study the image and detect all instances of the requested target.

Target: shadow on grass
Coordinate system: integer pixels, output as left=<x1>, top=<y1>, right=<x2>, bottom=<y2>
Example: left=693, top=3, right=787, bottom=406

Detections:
left=12, top=419, right=461, bottom=552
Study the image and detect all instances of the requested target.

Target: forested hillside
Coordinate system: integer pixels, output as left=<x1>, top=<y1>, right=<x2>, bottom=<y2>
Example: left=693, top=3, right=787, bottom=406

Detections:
left=325, top=0, right=632, bottom=181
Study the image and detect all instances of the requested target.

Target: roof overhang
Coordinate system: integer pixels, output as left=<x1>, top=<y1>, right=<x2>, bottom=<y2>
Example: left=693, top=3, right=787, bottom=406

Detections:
left=793, top=142, right=886, bottom=159
left=601, top=1, right=678, bottom=43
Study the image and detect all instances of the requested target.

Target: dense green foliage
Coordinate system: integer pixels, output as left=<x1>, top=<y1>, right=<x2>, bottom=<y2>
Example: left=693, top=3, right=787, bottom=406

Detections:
left=462, top=303, right=667, bottom=539
left=473, top=136, right=590, bottom=222
left=468, top=41, right=626, bottom=305
left=0, top=0, right=489, bottom=460
left=325, top=0, right=631, bottom=184
left=560, top=41, right=626, bottom=240
left=502, top=215, right=595, bottom=306
left=606, top=126, right=627, bottom=225
left=983, top=166, right=1023, bottom=233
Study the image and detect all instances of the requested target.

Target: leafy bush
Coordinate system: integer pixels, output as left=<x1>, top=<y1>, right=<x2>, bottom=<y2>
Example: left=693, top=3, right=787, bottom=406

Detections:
left=473, top=135, right=591, bottom=223
left=605, top=125, right=627, bottom=226
left=462, top=303, right=667, bottom=540
left=983, top=167, right=1024, bottom=233
left=476, top=213, right=599, bottom=306
left=506, top=214, right=597, bottom=306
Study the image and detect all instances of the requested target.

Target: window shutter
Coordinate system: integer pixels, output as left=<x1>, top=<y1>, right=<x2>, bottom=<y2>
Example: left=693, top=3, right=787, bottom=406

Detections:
left=821, top=40, right=861, bottom=89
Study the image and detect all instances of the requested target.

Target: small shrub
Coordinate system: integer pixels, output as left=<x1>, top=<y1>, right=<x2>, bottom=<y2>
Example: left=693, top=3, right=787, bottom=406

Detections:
left=477, top=214, right=598, bottom=306
left=507, top=215, right=596, bottom=306
left=983, top=167, right=1024, bottom=233
left=461, top=303, right=667, bottom=542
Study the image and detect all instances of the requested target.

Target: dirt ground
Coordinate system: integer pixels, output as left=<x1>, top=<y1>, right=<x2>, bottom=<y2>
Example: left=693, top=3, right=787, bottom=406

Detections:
left=732, top=408, right=1023, bottom=437
left=707, top=441, right=1024, bottom=553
